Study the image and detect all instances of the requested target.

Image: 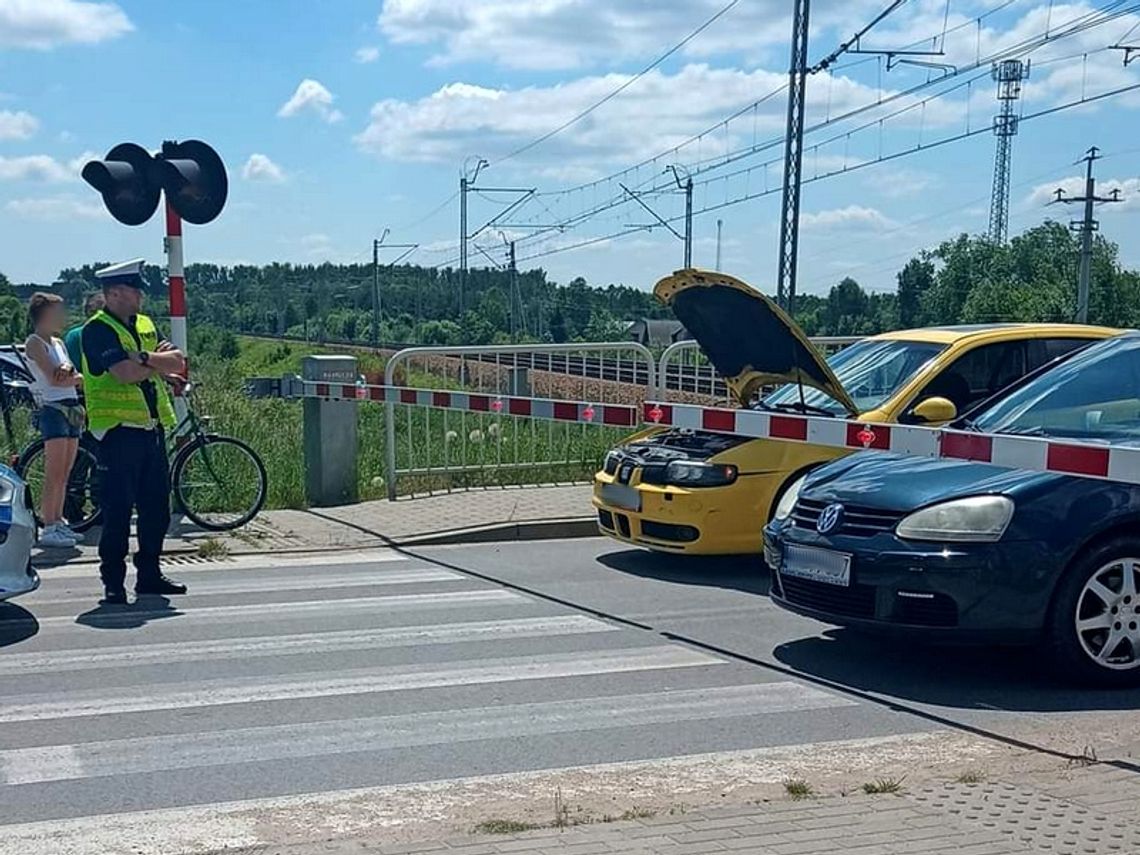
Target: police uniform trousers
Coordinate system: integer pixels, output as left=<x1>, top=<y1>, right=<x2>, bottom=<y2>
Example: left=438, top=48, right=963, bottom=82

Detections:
left=97, top=425, right=170, bottom=590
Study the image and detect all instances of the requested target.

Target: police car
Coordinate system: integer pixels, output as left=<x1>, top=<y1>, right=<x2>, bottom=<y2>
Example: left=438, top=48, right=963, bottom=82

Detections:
left=0, top=464, right=39, bottom=602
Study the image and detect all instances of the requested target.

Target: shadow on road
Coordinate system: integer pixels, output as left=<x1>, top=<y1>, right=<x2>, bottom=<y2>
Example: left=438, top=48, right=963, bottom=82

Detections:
left=0, top=602, right=39, bottom=647
left=774, top=628, right=1140, bottom=713
left=598, top=548, right=769, bottom=595
left=76, top=595, right=182, bottom=630
left=597, top=548, right=1140, bottom=713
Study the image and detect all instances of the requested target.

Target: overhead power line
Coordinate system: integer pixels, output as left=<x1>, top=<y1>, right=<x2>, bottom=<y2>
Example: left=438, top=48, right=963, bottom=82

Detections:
left=488, top=0, right=741, bottom=168
left=505, top=2, right=1140, bottom=252
left=510, top=80, right=1140, bottom=264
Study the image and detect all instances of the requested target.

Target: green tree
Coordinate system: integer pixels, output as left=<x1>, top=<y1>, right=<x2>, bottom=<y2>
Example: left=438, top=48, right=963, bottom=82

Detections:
left=896, top=257, right=934, bottom=328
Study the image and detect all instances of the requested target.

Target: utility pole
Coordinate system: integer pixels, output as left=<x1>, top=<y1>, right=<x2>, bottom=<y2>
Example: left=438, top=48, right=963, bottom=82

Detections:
left=667, top=165, right=693, bottom=267
left=776, top=0, right=907, bottom=315
left=459, top=175, right=468, bottom=316
left=777, top=0, right=810, bottom=315
left=372, top=234, right=419, bottom=345
left=372, top=228, right=387, bottom=349
left=507, top=238, right=518, bottom=340
left=715, top=219, right=723, bottom=271
left=1052, top=147, right=1122, bottom=323
left=988, top=59, right=1030, bottom=244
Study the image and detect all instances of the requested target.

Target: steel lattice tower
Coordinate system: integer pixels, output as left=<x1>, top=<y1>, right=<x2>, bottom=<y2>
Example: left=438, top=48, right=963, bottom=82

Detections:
left=988, top=59, right=1030, bottom=244
left=777, top=0, right=810, bottom=314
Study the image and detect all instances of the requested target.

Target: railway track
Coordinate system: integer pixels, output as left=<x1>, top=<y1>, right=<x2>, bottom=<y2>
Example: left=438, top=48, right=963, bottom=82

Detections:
left=242, top=333, right=857, bottom=396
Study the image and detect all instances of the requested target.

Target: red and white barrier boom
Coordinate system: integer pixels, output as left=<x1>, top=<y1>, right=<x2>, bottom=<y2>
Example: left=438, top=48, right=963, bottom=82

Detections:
left=643, top=401, right=1140, bottom=485
left=284, top=379, right=1140, bottom=485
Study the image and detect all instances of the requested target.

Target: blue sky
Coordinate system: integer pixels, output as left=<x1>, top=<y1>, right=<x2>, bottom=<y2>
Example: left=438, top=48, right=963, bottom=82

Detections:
left=1, top=0, right=1139, bottom=295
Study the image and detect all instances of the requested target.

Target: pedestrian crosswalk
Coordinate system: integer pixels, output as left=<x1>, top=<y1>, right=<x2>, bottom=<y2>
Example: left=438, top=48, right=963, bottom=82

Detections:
left=0, top=547, right=913, bottom=855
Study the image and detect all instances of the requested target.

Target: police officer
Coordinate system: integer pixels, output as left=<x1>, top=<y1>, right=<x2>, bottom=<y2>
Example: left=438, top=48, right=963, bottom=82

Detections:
left=81, top=259, right=188, bottom=604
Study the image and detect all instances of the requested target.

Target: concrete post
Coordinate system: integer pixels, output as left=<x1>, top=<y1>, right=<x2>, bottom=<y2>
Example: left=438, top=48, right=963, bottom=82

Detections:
left=506, top=367, right=530, bottom=397
left=302, top=355, right=358, bottom=507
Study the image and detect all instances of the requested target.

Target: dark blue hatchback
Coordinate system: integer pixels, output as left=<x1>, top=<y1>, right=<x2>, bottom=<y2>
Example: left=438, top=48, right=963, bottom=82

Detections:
left=764, top=333, right=1140, bottom=687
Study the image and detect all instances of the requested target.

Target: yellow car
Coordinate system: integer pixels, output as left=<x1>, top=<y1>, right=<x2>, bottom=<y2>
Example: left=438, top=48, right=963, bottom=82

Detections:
left=594, top=269, right=1117, bottom=555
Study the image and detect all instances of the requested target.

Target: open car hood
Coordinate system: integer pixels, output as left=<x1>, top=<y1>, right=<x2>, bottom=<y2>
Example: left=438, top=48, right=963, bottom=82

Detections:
left=655, top=269, right=857, bottom=413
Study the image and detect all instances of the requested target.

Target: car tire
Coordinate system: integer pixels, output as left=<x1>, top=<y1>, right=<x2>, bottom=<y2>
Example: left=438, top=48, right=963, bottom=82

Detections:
left=1046, top=536, right=1140, bottom=688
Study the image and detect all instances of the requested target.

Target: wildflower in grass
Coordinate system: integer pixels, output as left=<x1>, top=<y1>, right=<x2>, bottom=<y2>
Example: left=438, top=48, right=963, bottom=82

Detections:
left=445, top=430, right=459, bottom=443
left=469, top=429, right=484, bottom=443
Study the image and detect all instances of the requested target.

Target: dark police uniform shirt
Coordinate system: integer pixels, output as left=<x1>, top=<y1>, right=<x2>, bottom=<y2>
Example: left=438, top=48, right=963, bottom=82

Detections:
left=81, top=314, right=162, bottom=422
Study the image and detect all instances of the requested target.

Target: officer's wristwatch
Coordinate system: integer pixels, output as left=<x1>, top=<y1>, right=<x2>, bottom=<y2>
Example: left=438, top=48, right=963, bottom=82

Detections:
left=138, top=351, right=150, bottom=367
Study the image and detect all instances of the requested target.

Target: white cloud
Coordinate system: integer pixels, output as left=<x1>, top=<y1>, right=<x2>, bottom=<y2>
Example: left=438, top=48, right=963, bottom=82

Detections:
left=4, top=195, right=103, bottom=220
left=0, top=154, right=72, bottom=182
left=801, top=205, right=897, bottom=231
left=242, top=153, right=287, bottom=183
left=277, top=79, right=344, bottom=123
left=0, top=0, right=134, bottom=50
left=355, top=64, right=935, bottom=170
left=377, top=0, right=886, bottom=70
left=355, top=45, right=381, bottom=63
left=0, top=109, right=38, bottom=140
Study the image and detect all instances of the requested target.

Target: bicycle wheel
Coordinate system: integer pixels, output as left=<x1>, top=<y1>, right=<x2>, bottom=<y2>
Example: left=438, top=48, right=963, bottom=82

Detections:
left=172, top=434, right=267, bottom=531
left=16, top=436, right=103, bottom=532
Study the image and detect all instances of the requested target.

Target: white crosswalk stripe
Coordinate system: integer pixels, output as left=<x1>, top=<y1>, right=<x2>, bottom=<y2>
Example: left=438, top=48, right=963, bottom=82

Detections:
left=0, top=548, right=880, bottom=851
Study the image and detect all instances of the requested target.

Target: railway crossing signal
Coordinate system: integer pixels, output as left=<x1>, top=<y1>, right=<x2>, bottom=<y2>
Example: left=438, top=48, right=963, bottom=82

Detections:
left=81, top=139, right=228, bottom=226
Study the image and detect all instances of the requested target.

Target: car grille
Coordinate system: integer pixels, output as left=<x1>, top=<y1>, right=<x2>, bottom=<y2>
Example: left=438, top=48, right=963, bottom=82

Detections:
left=892, top=591, right=958, bottom=628
left=598, top=509, right=614, bottom=530
left=777, top=575, right=876, bottom=619
left=791, top=499, right=904, bottom=537
left=641, top=520, right=699, bottom=543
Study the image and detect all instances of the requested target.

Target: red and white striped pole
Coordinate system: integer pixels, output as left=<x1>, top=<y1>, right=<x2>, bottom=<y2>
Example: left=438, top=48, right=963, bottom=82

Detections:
left=164, top=200, right=190, bottom=419
left=164, top=200, right=187, bottom=353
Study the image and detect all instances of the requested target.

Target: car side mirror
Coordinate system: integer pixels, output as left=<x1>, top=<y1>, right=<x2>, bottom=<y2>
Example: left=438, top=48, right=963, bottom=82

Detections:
left=911, top=396, right=958, bottom=425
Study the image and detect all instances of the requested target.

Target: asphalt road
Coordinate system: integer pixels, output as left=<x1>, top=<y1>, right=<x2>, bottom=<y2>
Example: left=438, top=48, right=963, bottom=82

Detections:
left=1, top=537, right=1137, bottom=852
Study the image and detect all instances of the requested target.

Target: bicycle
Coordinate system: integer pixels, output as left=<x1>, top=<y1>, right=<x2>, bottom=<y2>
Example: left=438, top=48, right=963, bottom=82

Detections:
left=14, top=382, right=268, bottom=533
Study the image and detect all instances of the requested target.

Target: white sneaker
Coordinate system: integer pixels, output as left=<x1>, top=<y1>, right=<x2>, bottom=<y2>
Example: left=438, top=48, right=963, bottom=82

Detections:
left=39, top=523, right=78, bottom=548
left=57, top=523, right=81, bottom=542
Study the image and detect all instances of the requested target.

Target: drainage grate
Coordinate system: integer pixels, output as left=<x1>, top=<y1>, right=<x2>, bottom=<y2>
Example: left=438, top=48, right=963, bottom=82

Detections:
left=910, top=781, right=1140, bottom=854
left=165, top=553, right=236, bottom=566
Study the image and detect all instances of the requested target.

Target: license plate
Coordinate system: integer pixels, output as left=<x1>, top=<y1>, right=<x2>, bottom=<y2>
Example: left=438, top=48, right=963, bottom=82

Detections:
left=600, top=482, right=641, bottom=512
left=782, top=544, right=852, bottom=587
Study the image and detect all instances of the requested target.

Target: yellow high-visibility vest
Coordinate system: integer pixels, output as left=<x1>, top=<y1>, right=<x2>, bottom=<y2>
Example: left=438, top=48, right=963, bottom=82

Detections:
left=82, top=310, right=176, bottom=434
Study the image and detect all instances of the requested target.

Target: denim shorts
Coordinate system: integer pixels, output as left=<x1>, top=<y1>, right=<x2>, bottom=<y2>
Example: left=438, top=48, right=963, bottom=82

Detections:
left=35, top=401, right=83, bottom=440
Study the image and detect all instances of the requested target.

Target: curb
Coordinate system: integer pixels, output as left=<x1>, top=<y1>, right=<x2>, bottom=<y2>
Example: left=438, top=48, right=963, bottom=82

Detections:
left=392, top=517, right=599, bottom=547
left=33, top=517, right=600, bottom=568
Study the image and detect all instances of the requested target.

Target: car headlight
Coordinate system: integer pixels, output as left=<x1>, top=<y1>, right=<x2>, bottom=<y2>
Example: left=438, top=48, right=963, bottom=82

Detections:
left=773, top=475, right=806, bottom=521
left=896, top=495, right=1014, bottom=543
left=0, top=476, right=15, bottom=505
left=665, top=460, right=738, bottom=487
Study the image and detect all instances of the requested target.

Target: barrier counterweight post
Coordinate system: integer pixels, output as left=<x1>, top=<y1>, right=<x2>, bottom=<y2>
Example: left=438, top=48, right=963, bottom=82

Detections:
left=164, top=201, right=189, bottom=421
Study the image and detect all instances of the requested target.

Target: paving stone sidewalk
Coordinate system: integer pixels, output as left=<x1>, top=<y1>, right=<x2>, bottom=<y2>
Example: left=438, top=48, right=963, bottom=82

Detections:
left=245, top=764, right=1140, bottom=855
left=33, top=484, right=594, bottom=568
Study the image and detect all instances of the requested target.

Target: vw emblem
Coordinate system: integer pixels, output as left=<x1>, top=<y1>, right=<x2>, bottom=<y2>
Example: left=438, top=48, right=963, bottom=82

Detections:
left=817, top=503, right=844, bottom=535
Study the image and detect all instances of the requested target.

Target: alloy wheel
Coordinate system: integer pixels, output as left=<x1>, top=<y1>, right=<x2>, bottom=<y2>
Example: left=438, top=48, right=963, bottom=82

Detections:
left=1074, top=557, right=1140, bottom=670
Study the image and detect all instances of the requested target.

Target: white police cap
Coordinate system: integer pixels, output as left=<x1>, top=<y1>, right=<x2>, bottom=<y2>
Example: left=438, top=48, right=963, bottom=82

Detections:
left=95, top=258, right=147, bottom=289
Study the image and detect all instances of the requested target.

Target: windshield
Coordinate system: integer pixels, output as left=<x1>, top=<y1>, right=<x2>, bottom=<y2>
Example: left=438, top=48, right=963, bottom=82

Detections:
left=763, top=339, right=946, bottom=415
left=969, top=337, right=1140, bottom=442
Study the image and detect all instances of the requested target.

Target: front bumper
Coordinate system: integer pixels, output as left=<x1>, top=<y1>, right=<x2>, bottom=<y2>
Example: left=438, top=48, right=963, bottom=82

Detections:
left=0, top=498, right=39, bottom=602
left=763, top=520, right=1053, bottom=643
left=593, top=471, right=775, bottom=555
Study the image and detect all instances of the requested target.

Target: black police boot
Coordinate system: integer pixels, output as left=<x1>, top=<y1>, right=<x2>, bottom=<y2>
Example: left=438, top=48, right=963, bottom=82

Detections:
left=136, top=574, right=188, bottom=596
left=102, top=588, right=128, bottom=605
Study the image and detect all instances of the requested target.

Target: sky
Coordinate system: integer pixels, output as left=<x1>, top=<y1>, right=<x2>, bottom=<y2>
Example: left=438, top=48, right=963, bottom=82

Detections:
left=1, top=0, right=1139, bottom=296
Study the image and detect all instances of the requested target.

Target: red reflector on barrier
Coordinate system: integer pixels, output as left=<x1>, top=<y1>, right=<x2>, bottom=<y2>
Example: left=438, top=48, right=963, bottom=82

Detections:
left=942, top=433, right=992, bottom=462
left=603, top=406, right=633, bottom=427
left=1047, top=443, right=1110, bottom=477
left=703, top=409, right=736, bottom=433
left=770, top=415, right=808, bottom=441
